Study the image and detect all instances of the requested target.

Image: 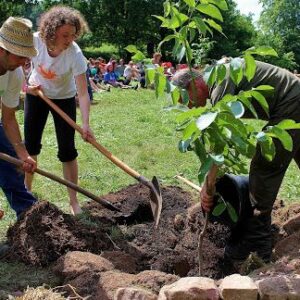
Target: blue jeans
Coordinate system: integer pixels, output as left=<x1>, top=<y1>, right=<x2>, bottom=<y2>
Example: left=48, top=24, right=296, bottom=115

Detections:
left=0, top=123, right=36, bottom=217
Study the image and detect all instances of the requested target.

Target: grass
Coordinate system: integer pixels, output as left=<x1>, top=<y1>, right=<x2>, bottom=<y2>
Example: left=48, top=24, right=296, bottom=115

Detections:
left=0, top=87, right=300, bottom=293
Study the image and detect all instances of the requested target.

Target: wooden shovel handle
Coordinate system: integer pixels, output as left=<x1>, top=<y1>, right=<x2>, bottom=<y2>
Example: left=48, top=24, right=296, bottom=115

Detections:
left=0, top=152, right=117, bottom=210
left=37, top=90, right=141, bottom=179
left=175, top=175, right=202, bottom=192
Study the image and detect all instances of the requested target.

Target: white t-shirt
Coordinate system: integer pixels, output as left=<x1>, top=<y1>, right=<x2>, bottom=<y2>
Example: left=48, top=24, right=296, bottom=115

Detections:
left=0, top=67, right=23, bottom=108
left=29, top=32, right=87, bottom=99
left=123, top=66, right=133, bottom=78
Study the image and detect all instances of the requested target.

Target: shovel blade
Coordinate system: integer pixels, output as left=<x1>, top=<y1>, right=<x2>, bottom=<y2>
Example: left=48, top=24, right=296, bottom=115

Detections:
left=149, top=176, right=163, bottom=228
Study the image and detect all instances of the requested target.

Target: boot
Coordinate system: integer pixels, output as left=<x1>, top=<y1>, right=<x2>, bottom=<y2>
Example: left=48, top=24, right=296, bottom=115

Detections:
left=224, top=212, right=272, bottom=263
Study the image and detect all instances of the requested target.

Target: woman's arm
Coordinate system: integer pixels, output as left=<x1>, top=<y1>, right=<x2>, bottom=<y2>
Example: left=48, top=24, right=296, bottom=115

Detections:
left=75, top=73, right=94, bottom=141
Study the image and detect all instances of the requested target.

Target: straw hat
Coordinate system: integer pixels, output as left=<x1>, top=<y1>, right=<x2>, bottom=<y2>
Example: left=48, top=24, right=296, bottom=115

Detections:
left=0, top=17, right=37, bottom=58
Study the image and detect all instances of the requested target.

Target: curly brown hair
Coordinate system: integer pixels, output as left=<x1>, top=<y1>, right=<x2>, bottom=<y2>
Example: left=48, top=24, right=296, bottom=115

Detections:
left=38, top=5, right=89, bottom=46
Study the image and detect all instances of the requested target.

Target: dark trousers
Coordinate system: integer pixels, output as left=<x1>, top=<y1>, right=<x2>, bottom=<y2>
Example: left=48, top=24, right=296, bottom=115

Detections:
left=0, top=124, right=36, bottom=217
left=24, top=94, right=78, bottom=162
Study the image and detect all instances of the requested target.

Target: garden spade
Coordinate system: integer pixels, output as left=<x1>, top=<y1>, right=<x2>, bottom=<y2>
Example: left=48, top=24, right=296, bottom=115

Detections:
left=37, top=90, right=163, bottom=227
left=0, top=152, right=120, bottom=212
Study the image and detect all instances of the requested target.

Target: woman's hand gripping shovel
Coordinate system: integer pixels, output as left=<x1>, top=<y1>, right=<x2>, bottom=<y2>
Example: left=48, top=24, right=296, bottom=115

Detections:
left=0, top=152, right=120, bottom=212
left=37, top=90, right=163, bottom=227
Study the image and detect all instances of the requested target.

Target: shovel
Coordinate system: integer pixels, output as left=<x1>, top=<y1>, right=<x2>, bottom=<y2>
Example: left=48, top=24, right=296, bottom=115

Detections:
left=0, top=152, right=120, bottom=212
left=36, top=90, right=162, bottom=227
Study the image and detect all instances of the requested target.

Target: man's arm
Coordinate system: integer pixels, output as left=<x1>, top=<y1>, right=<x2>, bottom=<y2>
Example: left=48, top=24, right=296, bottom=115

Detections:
left=200, top=164, right=218, bottom=212
left=1, top=104, right=36, bottom=173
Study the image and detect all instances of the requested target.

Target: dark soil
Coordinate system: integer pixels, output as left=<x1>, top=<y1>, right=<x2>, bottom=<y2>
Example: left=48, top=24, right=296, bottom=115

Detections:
left=5, top=184, right=230, bottom=278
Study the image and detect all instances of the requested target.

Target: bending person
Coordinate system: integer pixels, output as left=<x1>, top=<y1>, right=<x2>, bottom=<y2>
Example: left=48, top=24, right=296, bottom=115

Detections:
left=172, top=61, right=300, bottom=264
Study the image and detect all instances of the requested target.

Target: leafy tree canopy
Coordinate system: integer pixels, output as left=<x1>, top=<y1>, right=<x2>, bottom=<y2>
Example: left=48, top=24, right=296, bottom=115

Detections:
left=257, top=0, right=300, bottom=69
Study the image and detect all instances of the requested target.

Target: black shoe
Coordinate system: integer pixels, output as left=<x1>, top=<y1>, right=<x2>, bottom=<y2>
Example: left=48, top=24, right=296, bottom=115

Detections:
left=224, top=240, right=251, bottom=262
left=224, top=239, right=271, bottom=263
left=0, top=242, right=10, bottom=259
left=134, top=84, right=138, bottom=90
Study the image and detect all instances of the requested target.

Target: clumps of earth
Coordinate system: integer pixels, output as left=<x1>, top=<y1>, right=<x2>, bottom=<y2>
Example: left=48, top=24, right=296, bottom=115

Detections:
left=3, top=183, right=300, bottom=299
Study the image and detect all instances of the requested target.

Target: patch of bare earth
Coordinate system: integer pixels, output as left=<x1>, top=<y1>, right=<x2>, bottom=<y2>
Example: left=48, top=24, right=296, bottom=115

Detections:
left=3, top=184, right=300, bottom=298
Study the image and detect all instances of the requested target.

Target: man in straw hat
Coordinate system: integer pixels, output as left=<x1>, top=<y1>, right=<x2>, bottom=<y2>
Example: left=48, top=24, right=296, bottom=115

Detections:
left=0, top=17, right=38, bottom=223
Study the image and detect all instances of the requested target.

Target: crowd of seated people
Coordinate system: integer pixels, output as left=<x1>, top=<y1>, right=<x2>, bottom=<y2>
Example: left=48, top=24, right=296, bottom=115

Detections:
left=86, top=53, right=184, bottom=94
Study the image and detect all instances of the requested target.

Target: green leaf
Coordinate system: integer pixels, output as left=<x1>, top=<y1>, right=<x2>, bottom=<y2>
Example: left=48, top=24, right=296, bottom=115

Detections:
left=194, top=138, right=207, bottom=162
left=204, top=18, right=223, bottom=34
left=153, top=15, right=167, bottom=23
left=217, top=112, right=248, bottom=137
left=176, top=107, right=206, bottom=123
left=216, top=64, right=227, bottom=84
left=212, top=202, right=226, bottom=216
left=230, top=58, right=243, bottom=85
left=189, top=28, right=196, bottom=43
left=277, top=119, right=300, bottom=130
left=227, top=202, right=238, bottom=223
left=125, top=45, right=138, bottom=53
left=192, top=17, right=208, bottom=35
left=171, top=87, right=181, bottom=105
left=164, top=105, right=189, bottom=112
left=181, top=89, right=190, bottom=105
left=266, top=126, right=293, bottom=151
left=246, top=46, right=278, bottom=57
left=238, top=94, right=258, bottom=119
left=182, top=121, right=198, bottom=140
left=196, top=4, right=223, bottom=21
left=186, top=43, right=193, bottom=63
left=227, top=101, right=245, bottom=118
left=244, top=52, right=256, bottom=82
left=183, top=0, right=196, bottom=7
left=155, top=72, right=167, bottom=97
left=146, top=68, right=155, bottom=85
left=163, top=1, right=171, bottom=16
left=158, top=34, right=178, bottom=49
left=207, top=65, right=217, bottom=86
left=256, top=132, right=276, bottom=161
left=250, top=90, right=269, bottom=117
left=176, top=44, right=186, bottom=62
left=207, top=0, right=228, bottom=10
left=253, top=85, right=274, bottom=92
left=132, top=51, right=146, bottom=61
left=198, top=156, right=214, bottom=184
left=174, top=12, right=189, bottom=27
left=196, top=111, right=218, bottom=130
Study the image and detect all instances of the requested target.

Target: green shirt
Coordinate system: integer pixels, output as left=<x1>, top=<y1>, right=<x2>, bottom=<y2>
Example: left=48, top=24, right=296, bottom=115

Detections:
left=210, top=61, right=300, bottom=121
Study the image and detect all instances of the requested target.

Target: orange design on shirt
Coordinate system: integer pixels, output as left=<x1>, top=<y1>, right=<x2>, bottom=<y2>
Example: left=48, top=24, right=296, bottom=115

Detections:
left=38, top=64, right=57, bottom=79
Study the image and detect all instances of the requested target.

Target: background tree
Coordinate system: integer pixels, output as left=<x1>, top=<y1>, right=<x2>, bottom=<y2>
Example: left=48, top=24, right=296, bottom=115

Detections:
left=257, top=0, right=300, bottom=69
left=0, top=0, right=38, bottom=25
left=207, top=0, right=257, bottom=59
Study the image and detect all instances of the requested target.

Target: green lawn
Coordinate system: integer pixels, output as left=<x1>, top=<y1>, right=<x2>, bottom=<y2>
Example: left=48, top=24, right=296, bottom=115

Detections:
left=0, top=87, right=300, bottom=294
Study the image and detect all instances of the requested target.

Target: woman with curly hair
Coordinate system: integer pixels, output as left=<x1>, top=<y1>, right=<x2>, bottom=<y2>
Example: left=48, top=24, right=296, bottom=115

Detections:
left=24, top=6, right=94, bottom=215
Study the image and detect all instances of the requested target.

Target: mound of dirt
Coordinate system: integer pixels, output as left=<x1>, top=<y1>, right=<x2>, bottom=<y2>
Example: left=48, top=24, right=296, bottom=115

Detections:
left=6, top=201, right=113, bottom=266
left=5, top=184, right=230, bottom=278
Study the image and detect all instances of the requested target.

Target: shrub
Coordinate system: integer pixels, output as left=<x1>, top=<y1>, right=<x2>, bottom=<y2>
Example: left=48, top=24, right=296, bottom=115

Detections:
left=83, top=44, right=119, bottom=61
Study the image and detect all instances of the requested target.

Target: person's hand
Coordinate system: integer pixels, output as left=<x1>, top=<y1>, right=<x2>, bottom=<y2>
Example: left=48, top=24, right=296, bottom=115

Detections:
left=26, top=84, right=42, bottom=96
left=21, top=155, right=37, bottom=174
left=200, top=181, right=215, bottom=212
left=81, top=124, right=95, bottom=142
